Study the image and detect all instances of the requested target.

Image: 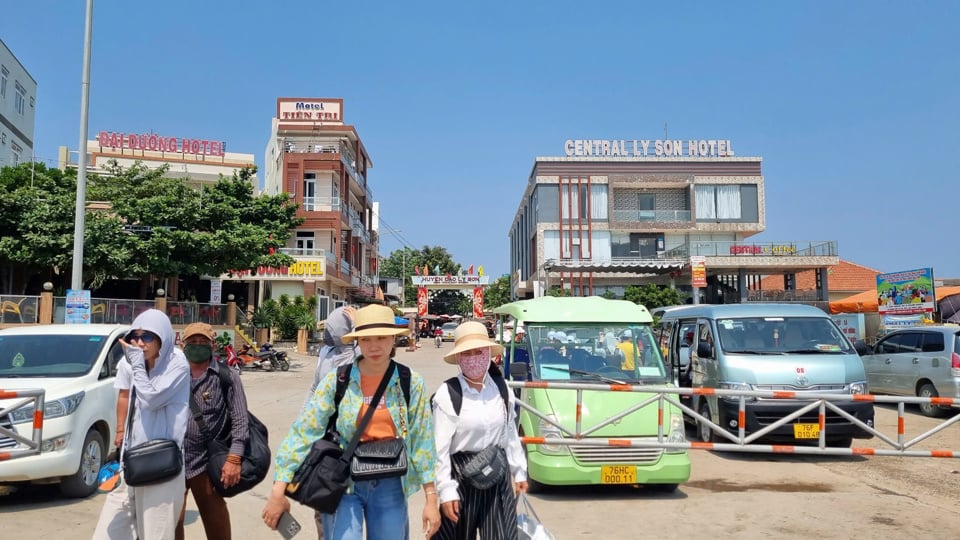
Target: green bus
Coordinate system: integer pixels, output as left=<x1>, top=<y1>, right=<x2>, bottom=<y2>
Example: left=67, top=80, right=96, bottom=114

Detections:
left=494, top=296, right=690, bottom=492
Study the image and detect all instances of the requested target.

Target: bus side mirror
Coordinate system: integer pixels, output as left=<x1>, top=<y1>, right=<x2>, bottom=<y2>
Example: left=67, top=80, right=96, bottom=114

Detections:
left=697, top=341, right=713, bottom=359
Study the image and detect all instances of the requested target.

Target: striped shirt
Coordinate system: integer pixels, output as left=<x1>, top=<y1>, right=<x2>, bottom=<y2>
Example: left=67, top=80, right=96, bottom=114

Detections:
left=184, top=362, right=249, bottom=480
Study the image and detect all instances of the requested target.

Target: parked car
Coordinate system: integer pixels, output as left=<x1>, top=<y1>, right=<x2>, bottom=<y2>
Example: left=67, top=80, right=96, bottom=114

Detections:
left=0, top=324, right=127, bottom=497
left=857, top=326, right=960, bottom=417
left=441, top=322, right=458, bottom=342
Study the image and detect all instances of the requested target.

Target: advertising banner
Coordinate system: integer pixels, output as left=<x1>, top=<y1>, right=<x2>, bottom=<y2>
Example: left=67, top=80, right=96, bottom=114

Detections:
left=417, top=287, right=428, bottom=317
left=65, top=289, right=92, bottom=324
left=882, top=314, right=925, bottom=329
left=876, top=267, right=936, bottom=315
left=473, top=287, right=484, bottom=319
left=830, top=313, right=865, bottom=344
left=210, top=279, right=222, bottom=305
left=690, top=256, right=707, bottom=288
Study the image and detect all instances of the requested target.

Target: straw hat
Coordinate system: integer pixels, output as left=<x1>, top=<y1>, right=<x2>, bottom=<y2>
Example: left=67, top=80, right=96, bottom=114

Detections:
left=443, top=321, right=504, bottom=364
left=341, top=305, right=409, bottom=344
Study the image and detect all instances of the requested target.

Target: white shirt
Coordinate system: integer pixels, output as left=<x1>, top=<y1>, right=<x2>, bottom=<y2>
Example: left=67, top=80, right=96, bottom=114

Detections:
left=114, top=358, right=132, bottom=391
left=432, top=373, right=527, bottom=503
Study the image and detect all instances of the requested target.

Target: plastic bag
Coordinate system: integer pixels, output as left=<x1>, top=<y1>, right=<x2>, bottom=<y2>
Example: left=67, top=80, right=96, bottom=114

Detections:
left=517, top=493, right=555, bottom=540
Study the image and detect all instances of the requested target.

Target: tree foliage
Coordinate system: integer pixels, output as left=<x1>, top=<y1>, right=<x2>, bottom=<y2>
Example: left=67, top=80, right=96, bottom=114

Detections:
left=623, top=283, right=684, bottom=310
left=483, top=275, right=512, bottom=310
left=380, top=245, right=465, bottom=309
left=0, top=161, right=303, bottom=293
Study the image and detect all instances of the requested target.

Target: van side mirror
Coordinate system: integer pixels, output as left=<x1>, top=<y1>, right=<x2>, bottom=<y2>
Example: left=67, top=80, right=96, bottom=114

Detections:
left=509, top=361, right=529, bottom=380
left=853, top=340, right=871, bottom=356
left=697, top=341, right=713, bottom=359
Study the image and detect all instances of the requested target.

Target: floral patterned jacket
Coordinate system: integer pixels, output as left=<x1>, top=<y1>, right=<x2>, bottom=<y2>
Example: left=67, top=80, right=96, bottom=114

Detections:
left=274, top=360, right=436, bottom=497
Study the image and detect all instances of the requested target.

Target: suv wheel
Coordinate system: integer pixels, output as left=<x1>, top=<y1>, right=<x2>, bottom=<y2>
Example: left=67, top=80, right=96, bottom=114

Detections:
left=60, top=429, right=105, bottom=498
left=917, top=383, right=946, bottom=418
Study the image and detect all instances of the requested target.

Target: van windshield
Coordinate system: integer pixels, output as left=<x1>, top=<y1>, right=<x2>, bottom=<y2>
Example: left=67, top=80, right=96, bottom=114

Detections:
left=520, top=323, right=668, bottom=384
left=716, top=316, right=853, bottom=354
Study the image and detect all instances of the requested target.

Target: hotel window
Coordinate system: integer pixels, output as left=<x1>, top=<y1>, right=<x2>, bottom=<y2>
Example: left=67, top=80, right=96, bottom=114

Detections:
left=0, top=65, right=7, bottom=98
left=695, top=185, right=758, bottom=222
left=15, top=82, right=26, bottom=116
left=302, top=173, right=317, bottom=211
left=11, top=142, right=22, bottom=166
left=296, top=231, right=315, bottom=255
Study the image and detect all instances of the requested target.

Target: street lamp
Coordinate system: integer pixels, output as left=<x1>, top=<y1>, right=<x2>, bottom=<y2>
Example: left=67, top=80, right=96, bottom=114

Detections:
left=71, top=0, right=94, bottom=290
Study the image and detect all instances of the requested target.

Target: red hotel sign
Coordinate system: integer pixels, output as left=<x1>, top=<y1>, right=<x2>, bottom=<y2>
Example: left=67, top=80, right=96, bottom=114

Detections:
left=98, top=131, right=226, bottom=156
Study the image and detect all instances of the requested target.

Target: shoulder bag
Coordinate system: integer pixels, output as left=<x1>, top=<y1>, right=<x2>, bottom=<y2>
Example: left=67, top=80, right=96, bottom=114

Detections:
left=122, top=386, right=183, bottom=486
left=285, top=361, right=396, bottom=512
left=189, top=367, right=271, bottom=497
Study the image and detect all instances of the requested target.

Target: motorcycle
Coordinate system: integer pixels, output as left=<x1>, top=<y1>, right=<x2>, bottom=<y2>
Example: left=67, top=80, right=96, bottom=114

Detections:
left=259, top=342, right=290, bottom=371
left=235, top=342, right=289, bottom=372
left=435, top=334, right=442, bottom=348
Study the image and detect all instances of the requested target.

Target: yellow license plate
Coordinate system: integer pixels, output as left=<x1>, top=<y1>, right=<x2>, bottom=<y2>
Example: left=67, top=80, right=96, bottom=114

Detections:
left=601, top=465, right=636, bottom=484
left=793, top=423, right=820, bottom=439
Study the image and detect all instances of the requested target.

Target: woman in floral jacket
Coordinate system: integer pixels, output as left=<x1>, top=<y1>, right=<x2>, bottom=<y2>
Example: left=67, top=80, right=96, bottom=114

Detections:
left=262, top=305, right=440, bottom=540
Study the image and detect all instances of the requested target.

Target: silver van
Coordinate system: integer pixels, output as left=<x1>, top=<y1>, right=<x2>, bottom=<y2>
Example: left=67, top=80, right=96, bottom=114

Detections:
left=857, top=326, right=960, bottom=417
left=657, top=304, right=874, bottom=446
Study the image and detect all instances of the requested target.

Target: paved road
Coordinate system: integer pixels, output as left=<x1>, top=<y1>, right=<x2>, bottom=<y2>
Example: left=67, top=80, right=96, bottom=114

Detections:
left=1, top=342, right=958, bottom=539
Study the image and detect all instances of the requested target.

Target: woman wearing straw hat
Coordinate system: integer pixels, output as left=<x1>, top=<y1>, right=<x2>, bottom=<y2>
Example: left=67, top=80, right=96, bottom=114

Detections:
left=263, top=304, right=441, bottom=539
left=433, top=321, right=528, bottom=540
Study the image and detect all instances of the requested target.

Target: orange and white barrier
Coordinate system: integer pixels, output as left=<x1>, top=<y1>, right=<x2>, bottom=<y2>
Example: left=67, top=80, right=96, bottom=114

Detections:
left=0, top=388, right=45, bottom=461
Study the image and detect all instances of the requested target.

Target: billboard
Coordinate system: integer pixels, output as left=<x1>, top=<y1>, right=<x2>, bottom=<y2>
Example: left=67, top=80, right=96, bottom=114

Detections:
left=876, top=267, right=936, bottom=316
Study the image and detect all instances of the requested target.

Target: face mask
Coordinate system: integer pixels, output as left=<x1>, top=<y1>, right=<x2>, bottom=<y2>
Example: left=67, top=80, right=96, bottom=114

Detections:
left=458, top=348, right=491, bottom=381
left=184, top=344, right=212, bottom=364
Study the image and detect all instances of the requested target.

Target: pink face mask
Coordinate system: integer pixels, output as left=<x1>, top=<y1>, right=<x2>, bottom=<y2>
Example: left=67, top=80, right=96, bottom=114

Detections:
left=458, top=348, right=491, bottom=381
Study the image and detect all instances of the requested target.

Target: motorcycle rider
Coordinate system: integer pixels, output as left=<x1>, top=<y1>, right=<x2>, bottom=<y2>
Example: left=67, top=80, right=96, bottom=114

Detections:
left=434, top=326, right=443, bottom=347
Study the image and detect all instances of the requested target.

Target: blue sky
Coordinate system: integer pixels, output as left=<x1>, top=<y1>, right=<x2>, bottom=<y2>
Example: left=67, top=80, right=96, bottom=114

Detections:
left=4, top=1, right=958, bottom=281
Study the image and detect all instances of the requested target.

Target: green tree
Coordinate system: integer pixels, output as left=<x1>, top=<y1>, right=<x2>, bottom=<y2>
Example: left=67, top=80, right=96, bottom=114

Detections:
left=623, top=283, right=684, bottom=310
left=380, top=245, right=463, bottom=308
left=483, top=275, right=512, bottom=310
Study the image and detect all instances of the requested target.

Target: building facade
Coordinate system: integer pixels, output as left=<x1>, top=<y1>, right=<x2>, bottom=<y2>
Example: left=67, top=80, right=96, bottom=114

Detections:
left=260, top=97, right=378, bottom=315
left=509, top=138, right=839, bottom=304
left=0, top=39, right=36, bottom=168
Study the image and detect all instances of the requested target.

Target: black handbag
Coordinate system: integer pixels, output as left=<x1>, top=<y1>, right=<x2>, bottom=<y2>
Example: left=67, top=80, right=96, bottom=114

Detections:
left=351, top=437, right=407, bottom=480
left=122, top=387, right=183, bottom=487
left=286, top=362, right=396, bottom=512
left=189, top=368, right=271, bottom=497
left=459, top=445, right=508, bottom=490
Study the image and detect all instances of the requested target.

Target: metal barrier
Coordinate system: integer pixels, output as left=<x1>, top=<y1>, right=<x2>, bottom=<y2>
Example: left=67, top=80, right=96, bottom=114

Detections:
left=508, top=380, right=959, bottom=458
left=0, top=388, right=45, bottom=461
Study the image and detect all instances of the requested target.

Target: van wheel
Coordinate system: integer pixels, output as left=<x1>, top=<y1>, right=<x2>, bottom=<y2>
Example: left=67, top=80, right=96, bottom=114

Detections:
left=60, top=429, right=104, bottom=498
left=697, top=401, right=716, bottom=443
left=917, top=383, right=945, bottom=417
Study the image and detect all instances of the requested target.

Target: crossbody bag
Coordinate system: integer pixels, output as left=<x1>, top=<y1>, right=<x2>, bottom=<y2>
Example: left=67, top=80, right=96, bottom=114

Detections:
left=122, top=386, right=183, bottom=486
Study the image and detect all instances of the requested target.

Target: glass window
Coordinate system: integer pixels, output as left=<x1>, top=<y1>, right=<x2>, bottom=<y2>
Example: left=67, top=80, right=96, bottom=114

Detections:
left=0, top=65, right=8, bottom=98
left=535, top=185, right=558, bottom=222
left=878, top=332, right=920, bottom=354
left=590, top=184, right=608, bottom=220
left=14, top=82, right=26, bottom=116
left=718, top=317, right=852, bottom=353
left=920, top=332, right=944, bottom=353
left=0, top=334, right=108, bottom=377
left=695, top=185, right=745, bottom=220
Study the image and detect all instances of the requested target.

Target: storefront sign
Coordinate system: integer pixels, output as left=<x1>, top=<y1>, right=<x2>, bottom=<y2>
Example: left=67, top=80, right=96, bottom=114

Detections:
left=277, top=98, right=343, bottom=123
left=210, top=279, right=222, bottom=305
left=226, top=259, right=325, bottom=280
left=877, top=267, right=936, bottom=315
left=690, top=256, right=707, bottom=288
left=729, top=244, right=797, bottom=255
left=563, top=139, right=735, bottom=158
left=830, top=313, right=864, bottom=344
left=98, top=131, right=225, bottom=156
left=473, top=287, right=484, bottom=318
left=65, top=289, right=92, bottom=325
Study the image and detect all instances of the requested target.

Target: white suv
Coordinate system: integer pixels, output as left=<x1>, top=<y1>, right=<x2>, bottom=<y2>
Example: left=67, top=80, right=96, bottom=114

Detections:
left=0, top=324, right=127, bottom=497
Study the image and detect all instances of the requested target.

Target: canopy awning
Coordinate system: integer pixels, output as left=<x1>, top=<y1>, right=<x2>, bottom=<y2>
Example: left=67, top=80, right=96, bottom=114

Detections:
left=829, top=285, right=960, bottom=314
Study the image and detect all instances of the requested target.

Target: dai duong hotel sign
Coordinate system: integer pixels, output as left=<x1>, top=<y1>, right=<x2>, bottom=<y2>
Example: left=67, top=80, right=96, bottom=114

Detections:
left=98, top=131, right=226, bottom=156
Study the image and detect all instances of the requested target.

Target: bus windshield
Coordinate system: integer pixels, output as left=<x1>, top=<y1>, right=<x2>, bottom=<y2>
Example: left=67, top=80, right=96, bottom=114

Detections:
left=519, top=323, right=668, bottom=384
left=716, top=316, right=853, bottom=354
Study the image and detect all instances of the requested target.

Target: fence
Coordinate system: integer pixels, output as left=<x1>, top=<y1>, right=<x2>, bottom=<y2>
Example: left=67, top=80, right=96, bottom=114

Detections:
left=0, top=295, right=40, bottom=324
left=508, top=380, right=959, bottom=458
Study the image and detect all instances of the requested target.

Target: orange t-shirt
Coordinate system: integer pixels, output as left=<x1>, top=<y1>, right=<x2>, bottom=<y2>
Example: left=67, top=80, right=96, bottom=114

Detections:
left=358, top=374, right=398, bottom=442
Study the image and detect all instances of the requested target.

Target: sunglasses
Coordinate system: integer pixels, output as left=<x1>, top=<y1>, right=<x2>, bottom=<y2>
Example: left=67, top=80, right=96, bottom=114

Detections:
left=127, top=332, right=158, bottom=344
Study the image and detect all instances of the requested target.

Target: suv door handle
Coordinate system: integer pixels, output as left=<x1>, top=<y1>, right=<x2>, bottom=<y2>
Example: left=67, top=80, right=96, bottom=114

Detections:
left=912, top=358, right=920, bottom=364
left=884, top=359, right=892, bottom=364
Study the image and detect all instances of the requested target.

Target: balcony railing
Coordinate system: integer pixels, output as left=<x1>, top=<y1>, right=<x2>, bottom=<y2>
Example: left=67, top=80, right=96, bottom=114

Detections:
left=664, top=241, right=838, bottom=259
left=278, top=247, right=327, bottom=258
left=302, top=196, right=340, bottom=212
left=612, top=209, right=692, bottom=223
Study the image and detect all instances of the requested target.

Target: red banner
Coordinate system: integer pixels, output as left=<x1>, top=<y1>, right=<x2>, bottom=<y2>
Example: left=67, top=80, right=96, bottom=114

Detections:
left=417, top=287, right=428, bottom=317
left=473, top=287, right=484, bottom=318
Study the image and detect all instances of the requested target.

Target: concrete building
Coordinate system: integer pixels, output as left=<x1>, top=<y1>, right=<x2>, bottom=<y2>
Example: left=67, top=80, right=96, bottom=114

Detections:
left=260, top=97, right=379, bottom=316
left=508, top=138, right=839, bottom=304
left=0, top=39, right=37, bottom=167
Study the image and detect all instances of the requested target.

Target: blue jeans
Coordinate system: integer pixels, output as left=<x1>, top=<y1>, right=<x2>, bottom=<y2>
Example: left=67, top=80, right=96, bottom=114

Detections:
left=323, top=477, right=409, bottom=540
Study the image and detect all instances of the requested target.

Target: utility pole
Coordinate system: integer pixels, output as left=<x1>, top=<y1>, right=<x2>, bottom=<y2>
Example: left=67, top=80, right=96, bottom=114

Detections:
left=402, top=250, right=406, bottom=307
left=71, top=0, right=94, bottom=290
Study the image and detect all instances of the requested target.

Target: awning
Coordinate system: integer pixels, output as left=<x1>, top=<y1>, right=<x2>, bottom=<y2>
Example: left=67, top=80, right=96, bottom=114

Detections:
left=829, top=285, right=960, bottom=314
left=543, top=258, right=685, bottom=275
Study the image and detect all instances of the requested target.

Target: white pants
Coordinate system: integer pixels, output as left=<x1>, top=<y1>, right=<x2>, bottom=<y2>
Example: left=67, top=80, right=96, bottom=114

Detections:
left=92, top=469, right=186, bottom=540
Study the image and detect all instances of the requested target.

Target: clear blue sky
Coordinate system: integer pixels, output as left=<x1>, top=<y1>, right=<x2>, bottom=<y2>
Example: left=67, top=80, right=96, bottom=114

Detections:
left=4, top=1, right=958, bottom=280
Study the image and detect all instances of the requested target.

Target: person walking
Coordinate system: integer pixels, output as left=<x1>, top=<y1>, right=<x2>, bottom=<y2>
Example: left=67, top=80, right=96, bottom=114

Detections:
left=175, top=322, right=249, bottom=540
left=304, top=305, right=357, bottom=539
left=93, top=309, right=190, bottom=540
left=433, top=321, right=528, bottom=540
left=262, top=304, right=441, bottom=539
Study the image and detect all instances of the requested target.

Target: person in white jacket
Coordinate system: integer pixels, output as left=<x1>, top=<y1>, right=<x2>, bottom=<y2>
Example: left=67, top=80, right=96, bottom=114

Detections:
left=93, top=309, right=190, bottom=540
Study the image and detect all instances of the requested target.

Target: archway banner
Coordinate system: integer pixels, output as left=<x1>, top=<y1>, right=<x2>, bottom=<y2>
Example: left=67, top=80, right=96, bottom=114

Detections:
left=473, top=287, right=484, bottom=318
left=417, top=287, right=428, bottom=317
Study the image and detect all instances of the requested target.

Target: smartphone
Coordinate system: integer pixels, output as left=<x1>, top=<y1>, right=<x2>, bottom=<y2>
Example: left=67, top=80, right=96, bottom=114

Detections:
left=277, top=512, right=302, bottom=539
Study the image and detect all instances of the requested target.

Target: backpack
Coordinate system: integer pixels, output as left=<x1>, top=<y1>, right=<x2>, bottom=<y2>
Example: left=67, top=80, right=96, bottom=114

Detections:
left=441, top=363, right=510, bottom=416
left=333, top=361, right=412, bottom=409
